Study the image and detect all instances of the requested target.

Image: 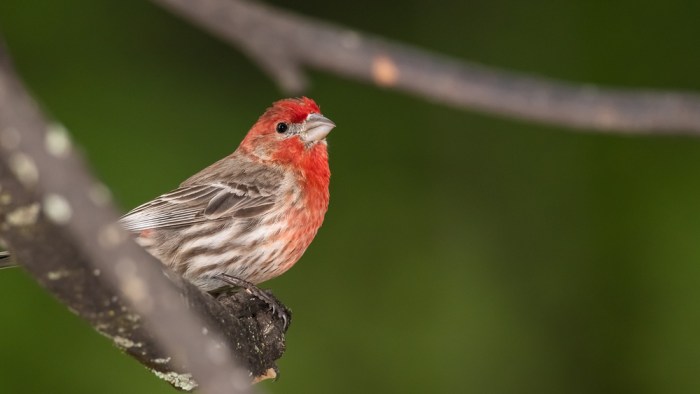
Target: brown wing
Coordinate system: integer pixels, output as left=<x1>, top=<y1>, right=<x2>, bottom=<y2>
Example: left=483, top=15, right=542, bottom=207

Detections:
left=119, top=181, right=279, bottom=232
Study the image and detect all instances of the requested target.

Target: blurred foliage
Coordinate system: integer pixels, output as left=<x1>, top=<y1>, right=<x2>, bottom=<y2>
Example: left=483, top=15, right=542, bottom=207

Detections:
left=1, top=0, right=700, bottom=393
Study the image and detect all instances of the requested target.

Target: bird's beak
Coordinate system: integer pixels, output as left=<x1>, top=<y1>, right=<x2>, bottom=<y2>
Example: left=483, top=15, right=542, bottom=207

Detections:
left=302, top=113, right=336, bottom=143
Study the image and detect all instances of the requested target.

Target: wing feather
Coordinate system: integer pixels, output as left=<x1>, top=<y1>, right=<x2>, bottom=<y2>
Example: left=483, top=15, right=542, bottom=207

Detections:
left=119, top=181, right=279, bottom=232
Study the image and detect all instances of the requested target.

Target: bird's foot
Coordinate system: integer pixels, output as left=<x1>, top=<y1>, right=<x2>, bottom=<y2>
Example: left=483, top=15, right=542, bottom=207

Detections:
left=214, top=273, right=291, bottom=331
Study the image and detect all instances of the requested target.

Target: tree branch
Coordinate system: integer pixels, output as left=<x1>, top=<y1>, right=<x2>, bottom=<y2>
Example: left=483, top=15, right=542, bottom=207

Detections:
left=0, top=41, right=286, bottom=393
left=152, top=0, right=700, bottom=135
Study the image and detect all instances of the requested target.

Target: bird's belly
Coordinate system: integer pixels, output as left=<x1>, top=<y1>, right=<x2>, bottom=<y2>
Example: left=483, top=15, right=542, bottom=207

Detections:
left=141, top=209, right=323, bottom=290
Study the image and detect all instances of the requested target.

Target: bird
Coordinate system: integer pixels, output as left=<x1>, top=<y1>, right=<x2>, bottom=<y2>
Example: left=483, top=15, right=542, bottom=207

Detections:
left=2, top=97, right=335, bottom=325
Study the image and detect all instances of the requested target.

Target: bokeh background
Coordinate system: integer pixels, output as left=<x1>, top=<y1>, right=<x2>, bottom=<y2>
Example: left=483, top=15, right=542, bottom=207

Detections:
left=1, top=1, right=700, bottom=393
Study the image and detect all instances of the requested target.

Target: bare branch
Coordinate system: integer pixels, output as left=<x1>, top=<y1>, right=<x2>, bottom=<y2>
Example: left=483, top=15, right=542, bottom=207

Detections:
left=0, top=41, right=286, bottom=393
left=152, top=0, right=700, bottom=135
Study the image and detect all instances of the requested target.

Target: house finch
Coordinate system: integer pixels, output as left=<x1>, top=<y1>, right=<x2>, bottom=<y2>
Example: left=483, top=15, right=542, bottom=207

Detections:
left=1, top=97, right=334, bottom=324
left=119, top=97, right=334, bottom=311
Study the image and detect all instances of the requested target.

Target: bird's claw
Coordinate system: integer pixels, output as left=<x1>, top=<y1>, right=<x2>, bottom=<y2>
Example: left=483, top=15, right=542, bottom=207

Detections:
left=215, top=273, right=291, bottom=331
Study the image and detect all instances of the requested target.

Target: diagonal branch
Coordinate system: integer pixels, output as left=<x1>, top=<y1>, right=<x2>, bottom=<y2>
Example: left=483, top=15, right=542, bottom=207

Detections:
left=0, top=41, right=286, bottom=393
left=152, top=0, right=700, bottom=135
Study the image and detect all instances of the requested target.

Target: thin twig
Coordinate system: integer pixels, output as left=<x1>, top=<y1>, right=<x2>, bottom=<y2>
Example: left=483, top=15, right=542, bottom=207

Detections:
left=152, top=0, right=700, bottom=135
left=0, top=41, right=286, bottom=393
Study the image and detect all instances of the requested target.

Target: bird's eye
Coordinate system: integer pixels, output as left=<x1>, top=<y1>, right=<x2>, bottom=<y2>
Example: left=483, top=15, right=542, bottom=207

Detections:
left=276, top=122, right=288, bottom=133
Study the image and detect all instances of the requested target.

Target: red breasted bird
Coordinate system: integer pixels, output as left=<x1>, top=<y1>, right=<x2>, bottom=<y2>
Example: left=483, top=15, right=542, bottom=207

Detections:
left=1, top=98, right=333, bottom=326
left=119, top=97, right=334, bottom=304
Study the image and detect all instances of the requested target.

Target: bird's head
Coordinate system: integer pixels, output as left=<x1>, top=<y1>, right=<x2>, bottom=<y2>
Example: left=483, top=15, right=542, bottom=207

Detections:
left=239, top=97, right=335, bottom=164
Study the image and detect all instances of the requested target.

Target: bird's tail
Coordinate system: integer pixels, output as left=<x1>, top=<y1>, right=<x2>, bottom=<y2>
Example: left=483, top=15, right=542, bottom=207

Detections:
left=0, top=251, right=16, bottom=269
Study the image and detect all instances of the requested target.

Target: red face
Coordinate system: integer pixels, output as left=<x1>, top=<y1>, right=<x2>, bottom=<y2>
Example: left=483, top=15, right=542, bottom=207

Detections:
left=240, top=97, right=336, bottom=163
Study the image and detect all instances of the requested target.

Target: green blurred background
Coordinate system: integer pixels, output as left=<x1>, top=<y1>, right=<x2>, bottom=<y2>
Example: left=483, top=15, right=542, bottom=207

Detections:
left=1, top=1, right=700, bottom=393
